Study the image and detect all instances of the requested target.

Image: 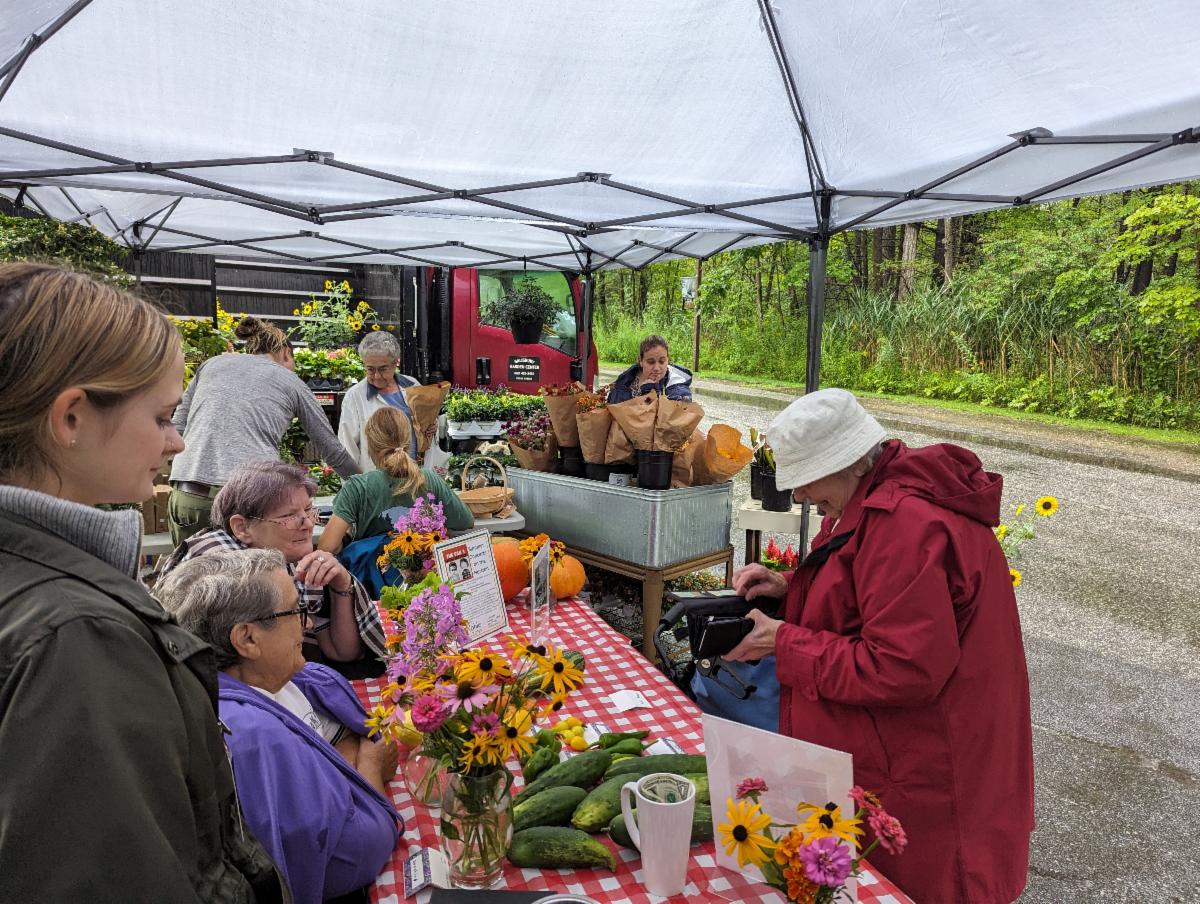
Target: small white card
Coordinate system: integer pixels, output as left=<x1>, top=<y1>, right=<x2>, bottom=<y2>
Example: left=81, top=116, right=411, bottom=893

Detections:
left=644, top=737, right=684, bottom=755
left=403, top=847, right=449, bottom=897
left=582, top=721, right=612, bottom=745
left=605, top=689, right=650, bottom=712
left=432, top=529, right=509, bottom=646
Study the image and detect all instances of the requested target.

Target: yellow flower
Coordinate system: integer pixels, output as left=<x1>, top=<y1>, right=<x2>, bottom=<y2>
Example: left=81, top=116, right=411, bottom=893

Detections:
left=717, top=797, right=774, bottom=868
left=393, top=529, right=422, bottom=555
left=364, top=704, right=394, bottom=740
left=372, top=324, right=381, bottom=331
left=534, top=646, right=584, bottom=696
left=783, top=864, right=820, bottom=904
left=496, top=711, right=536, bottom=761
left=387, top=325, right=396, bottom=331
left=773, top=826, right=806, bottom=866
left=795, top=801, right=863, bottom=847
left=995, top=524, right=1009, bottom=541
left=1035, top=495, right=1059, bottom=517
left=302, top=304, right=313, bottom=315
left=537, top=691, right=568, bottom=722
left=324, top=280, right=332, bottom=290
left=293, top=308, right=300, bottom=316
left=340, top=280, right=351, bottom=291
left=460, top=732, right=504, bottom=770
left=457, top=649, right=512, bottom=686
left=1015, top=503, right=1026, bottom=516
left=1010, top=567, right=1022, bottom=588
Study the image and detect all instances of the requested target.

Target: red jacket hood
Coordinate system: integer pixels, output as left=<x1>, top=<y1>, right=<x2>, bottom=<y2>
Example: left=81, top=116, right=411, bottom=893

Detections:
left=866, top=439, right=1003, bottom=527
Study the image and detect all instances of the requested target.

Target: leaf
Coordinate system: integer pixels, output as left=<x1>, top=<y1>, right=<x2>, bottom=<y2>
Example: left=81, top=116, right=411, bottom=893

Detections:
left=439, top=818, right=461, bottom=841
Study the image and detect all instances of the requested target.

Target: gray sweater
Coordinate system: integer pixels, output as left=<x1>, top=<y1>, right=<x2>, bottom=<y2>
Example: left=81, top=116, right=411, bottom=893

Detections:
left=171, top=353, right=359, bottom=485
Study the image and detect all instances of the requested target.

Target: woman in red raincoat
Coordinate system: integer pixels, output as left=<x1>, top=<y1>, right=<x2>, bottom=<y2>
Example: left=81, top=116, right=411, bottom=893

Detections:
left=727, top=388, right=1034, bottom=904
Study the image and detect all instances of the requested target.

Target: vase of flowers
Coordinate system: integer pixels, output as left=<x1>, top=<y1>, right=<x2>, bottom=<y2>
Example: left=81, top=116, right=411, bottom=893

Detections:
left=718, top=779, right=906, bottom=903
left=439, top=768, right=514, bottom=888
left=376, top=494, right=448, bottom=585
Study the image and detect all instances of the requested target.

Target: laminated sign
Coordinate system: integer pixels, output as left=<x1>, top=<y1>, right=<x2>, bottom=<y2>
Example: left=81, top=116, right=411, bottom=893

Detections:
left=432, top=530, right=509, bottom=645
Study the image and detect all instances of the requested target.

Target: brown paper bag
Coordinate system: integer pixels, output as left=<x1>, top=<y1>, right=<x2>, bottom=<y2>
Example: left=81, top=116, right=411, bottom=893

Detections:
left=603, top=419, right=636, bottom=465
left=699, top=424, right=754, bottom=483
left=511, top=434, right=558, bottom=472
left=543, top=394, right=581, bottom=448
left=403, top=381, right=451, bottom=455
left=654, top=396, right=705, bottom=452
left=576, top=406, right=613, bottom=464
left=608, top=394, right=659, bottom=451
left=670, top=429, right=706, bottom=488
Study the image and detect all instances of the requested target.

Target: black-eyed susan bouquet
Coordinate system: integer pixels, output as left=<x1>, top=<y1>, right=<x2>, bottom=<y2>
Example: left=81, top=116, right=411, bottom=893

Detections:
left=719, top=780, right=906, bottom=904
left=376, top=493, right=448, bottom=584
left=995, top=494, right=1059, bottom=589
left=518, top=532, right=566, bottom=568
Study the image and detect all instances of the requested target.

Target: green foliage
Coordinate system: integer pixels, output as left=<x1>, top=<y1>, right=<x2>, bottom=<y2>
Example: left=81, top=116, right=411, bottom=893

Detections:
left=0, top=213, right=129, bottom=282
left=292, top=347, right=365, bottom=385
left=445, top=388, right=544, bottom=422
left=480, top=276, right=560, bottom=329
left=292, top=279, right=379, bottom=350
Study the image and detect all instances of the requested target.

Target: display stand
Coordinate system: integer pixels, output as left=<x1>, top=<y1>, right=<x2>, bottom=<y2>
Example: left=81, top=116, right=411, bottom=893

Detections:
left=737, top=499, right=809, bottom=565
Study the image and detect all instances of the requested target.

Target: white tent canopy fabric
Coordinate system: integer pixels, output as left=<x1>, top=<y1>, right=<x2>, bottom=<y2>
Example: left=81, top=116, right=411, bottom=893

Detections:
left=2, top=0, right=1200, bottom=268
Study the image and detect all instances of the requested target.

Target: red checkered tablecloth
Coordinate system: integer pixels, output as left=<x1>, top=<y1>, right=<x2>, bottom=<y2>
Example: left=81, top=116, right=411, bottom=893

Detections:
left=355, top=599, right=913, bottom=904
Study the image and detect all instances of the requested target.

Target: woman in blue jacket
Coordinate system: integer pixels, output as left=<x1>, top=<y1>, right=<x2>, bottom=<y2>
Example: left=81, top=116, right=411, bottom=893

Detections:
left=607, top=335, right=693, bottom=403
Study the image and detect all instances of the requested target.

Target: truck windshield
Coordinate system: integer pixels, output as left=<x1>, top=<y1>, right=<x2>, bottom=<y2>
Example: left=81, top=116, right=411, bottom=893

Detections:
left=478, top=270, right=577, bottom=357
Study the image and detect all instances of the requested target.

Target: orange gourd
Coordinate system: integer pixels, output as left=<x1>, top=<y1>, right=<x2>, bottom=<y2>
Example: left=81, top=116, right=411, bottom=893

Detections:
left=549, top=555, right=587, bottom=599
left=491, top=538, right=529, bottom=601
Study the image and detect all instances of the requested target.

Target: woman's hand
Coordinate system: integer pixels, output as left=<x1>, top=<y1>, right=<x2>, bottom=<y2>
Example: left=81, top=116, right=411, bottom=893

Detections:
left=732, top=563, right=788, bottom=602
left=294, top=550, right=352, bottom=594
left=356, top=737, right=401, bottom=796
left=724, top=609, right=783, bottom=662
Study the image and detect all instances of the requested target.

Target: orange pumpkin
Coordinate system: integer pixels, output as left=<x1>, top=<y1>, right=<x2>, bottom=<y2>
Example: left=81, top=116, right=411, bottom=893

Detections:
left=549, top=555, right=587, bottom=599
left=491, top=538, right=529, bottom=601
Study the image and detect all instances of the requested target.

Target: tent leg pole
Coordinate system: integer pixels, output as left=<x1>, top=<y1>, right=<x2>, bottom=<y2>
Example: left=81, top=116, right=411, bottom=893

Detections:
left=577, top=254, right=595, bottom=387
left=799, top=236, right=829, bottom=553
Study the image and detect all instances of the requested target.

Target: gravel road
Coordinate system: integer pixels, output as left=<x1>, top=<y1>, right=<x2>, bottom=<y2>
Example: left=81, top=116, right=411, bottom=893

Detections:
left=608, top=371, right=1200, bottom=903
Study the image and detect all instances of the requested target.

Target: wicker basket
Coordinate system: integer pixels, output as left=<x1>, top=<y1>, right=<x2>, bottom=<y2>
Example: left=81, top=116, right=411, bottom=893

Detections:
left=456, top=455, right=514, bottom=517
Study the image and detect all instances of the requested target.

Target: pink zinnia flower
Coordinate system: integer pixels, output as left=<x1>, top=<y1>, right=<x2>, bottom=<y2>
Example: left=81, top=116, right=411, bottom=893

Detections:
left=735, top=777, right=769, bottom=800
left=410, top=694, right=451, bottom=733
left=849, top=786, right=882, bottom=814
left=868, top=810, right=908, bottom=856
left=798, top=835, right=852, bottom=887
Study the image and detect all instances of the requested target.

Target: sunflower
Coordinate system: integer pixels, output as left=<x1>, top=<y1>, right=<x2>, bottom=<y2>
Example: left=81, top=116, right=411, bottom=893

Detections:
left=324, top=280, right=333, bottom=290
left=1010, top=567, right=1022, bottom=588
left=387, top=325, right=396, bottom=331
left=292, top=308, right=300, bottom=316
left=457, top=649, right=513, bottom=686
left=795, top=801, right=863, bottom=847
left=534, top=647, right=584, bottom=696
left=496, top=711, right=536, bottom=761
left=340, top=279, right=351, bottom=291
left=460, top=732, right=503, bottom=770
left=1035, top=495, right=1059, bottom=517
left=302, top=304, right=313, bottom=315
left=995, top=524, right=1009, bottom=541
left=372, top=324, right=381, bottom=331
left=717, top=797, right=774, bottom=868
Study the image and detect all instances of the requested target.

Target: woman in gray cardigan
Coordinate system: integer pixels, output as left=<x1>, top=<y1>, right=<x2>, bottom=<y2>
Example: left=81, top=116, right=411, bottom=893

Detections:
left=0, top=263, right=287, bottom=903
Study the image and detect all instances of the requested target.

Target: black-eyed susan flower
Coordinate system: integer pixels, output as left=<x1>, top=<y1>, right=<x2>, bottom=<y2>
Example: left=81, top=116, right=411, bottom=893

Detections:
left=457, top=649, right=512, bottom=686
left=496, top=711, right=536, bottom=761
left=535, top=646, right=584, bottom=696
left=1036, top=495, right=1059, bottom=517
left=1010, top=568, right=1022, bottom=588
left=718, top=797, right=774, bottom=868
left=459, top=732, right=503, bottom=770
left=795, top=801, right=863, bottom=847
left=363, top=703, right=393, bottom=740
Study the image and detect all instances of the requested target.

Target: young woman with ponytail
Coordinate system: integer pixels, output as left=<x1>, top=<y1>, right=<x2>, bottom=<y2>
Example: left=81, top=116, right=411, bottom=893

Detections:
left=319, top=408, right=471, bottom=591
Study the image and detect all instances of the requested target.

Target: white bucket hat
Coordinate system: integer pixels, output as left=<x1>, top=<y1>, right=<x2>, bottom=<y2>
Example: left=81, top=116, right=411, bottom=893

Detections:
left=766, top=389, right=886, bottom=490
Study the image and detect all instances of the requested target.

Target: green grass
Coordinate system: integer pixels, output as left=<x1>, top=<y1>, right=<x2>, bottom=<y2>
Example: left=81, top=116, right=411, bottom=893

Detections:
left=597, top=361, right=1200, bottom=449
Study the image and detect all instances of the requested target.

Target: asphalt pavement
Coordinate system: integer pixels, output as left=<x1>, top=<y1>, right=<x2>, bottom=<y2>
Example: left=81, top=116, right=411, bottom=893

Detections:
left=604, top=370, right=1200, bottom=903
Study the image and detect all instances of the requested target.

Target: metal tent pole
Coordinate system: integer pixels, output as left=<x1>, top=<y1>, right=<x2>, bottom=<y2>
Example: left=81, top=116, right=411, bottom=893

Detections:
left=798, top=224, right=830, bottom=552
left=576, top=253, right=595, bottom=387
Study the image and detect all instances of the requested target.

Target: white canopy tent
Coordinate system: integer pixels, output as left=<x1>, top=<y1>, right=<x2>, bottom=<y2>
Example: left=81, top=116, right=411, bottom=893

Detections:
left=2, top=0, right=1200, bottom=386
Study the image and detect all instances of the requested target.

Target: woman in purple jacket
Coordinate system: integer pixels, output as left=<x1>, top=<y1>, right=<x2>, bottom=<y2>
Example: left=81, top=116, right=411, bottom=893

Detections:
left=156, top=548, right=403, bottom=904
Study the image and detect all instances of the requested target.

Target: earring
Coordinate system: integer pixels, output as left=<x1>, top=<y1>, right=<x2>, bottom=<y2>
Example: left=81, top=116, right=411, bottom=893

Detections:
left=70, top=438, right=78, bottom=447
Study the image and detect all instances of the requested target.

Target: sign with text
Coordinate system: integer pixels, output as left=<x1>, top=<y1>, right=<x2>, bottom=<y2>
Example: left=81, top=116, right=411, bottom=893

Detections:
left=507, top=355, right=541, bottom=383
left=432, top=530, right=508, bottom=645
left=529, top=540, right=553, bottom=645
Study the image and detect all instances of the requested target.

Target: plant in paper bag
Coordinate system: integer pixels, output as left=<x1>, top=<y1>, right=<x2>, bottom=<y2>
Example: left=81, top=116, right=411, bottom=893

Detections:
left=720, top=780, right=906, bottom=903
left=995, top=494, right=1060, bottom=589
left=376, top=493, right=448, bottom=584
left=761, top=536, right=800, bottom=571
left=503, top=409, right=554, bottom=452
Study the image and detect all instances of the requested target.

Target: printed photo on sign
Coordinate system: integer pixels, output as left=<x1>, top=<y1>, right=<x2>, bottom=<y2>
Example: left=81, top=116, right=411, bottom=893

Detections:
left=432, top=530, right=509, bottom=645
left=529, top=540, right=552, bottom=646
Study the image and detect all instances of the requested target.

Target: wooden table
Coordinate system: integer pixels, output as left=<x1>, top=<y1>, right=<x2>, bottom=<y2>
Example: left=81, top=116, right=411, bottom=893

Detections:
left=737, top=499, right=812, bottom=565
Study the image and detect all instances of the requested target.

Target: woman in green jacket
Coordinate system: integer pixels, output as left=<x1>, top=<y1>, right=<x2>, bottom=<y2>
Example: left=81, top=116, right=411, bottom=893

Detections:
left=0, top=263, right=287, bottom=903
left=319, top=407, right=472, bottom=593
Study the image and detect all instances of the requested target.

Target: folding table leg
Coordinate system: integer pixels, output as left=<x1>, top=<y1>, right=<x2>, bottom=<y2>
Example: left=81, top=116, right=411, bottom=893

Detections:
left=641, top=570, right=665, bottom=660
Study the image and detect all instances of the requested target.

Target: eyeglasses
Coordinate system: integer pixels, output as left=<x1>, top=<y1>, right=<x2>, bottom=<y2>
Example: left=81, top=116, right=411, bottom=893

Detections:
left=254, top=606, right=313, bottom=628
left=364, top=364, right=396, bottom=376
left=248, top=506, right=318, bottom=530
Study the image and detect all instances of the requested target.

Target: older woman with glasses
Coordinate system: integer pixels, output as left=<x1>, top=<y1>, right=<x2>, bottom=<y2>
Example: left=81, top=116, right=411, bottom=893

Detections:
left=338, top=331, right=436, bottom=471
left=156, top=548, right=402, bottom=904
left=161, top=459, right=386, bottom=674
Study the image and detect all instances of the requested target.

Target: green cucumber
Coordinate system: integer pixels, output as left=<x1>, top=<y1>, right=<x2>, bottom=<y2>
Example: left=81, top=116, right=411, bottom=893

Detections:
left=563, top=649, right=586, bottom=674
left=603, top=753, right=707, bottom=780
left=607, top=804, right=714, bottom=849
left=682, top=773, right=710, bottom=805
left=514, top=748, right=612, bottom=805
left=507, top=826, right=616, bottom=871
left=569, top=776, right=630, bottom=833
left=522, top=746, right=559, bottom=784
left=513, top=785, right=588, bottom=831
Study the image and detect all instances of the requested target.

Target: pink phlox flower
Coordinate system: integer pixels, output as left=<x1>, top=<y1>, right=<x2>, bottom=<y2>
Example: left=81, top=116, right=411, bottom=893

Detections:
left=798, top=835, right=853, bottom=887
left=401, top=584, right=468, bottom=674
left=470, top=712, right=500, bottom=735
left=735, top=777, right=769, bottom=800
left=867, top=810, right=908, bottom=856
left=410, top=694, right=452, bottom=733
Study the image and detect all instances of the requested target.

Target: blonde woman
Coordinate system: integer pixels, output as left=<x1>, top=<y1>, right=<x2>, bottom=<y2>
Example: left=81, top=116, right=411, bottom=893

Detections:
left=320, top=407, right=472, bottom=594
left=0, top=263, right=286, bottom=902
left=168, top=315, right=359, bottom=545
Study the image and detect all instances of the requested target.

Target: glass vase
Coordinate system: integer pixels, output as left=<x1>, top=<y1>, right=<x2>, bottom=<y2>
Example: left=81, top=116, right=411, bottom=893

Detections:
left=439, top=769, right=514, bottom=889
left=404, top=749, right=449, bottom=809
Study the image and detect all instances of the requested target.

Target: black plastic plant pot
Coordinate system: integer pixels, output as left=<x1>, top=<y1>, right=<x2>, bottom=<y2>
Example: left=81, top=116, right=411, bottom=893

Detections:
left=583, top=462, right=614, bottom=482
left=636, top=450, right=674, bottom=490
left=750, top=462, right=764, bottom=500
left=760, top=469, right=793, bottom=512
left=511, top=320, right=543, bottom=345
left=559, top=445, right=585, bottom=477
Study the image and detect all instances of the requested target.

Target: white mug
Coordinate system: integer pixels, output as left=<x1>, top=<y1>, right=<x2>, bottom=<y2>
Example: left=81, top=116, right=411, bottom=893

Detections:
left=620, top=772, right=696, bottom=897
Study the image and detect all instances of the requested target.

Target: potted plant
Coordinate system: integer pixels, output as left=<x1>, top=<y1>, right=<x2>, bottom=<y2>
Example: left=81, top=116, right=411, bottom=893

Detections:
left=756, top=441, right=793, bottom=512
left=471, top=392, right=505, bottom=437
left=480, top=277, right=559, bottom=345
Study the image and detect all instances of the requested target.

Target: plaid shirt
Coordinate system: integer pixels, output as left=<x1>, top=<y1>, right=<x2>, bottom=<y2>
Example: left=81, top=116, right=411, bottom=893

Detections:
left=159, top=528, right=386, bottom=657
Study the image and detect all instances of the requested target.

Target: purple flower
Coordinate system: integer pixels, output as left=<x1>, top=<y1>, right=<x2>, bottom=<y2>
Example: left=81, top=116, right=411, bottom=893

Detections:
left=470, top=712, right=499, bottom=735
left=410, top=694, right=451, bottom=732
left=401, top=583, right=468, bottom=674
left=798, top=836, right=852, bottom=887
